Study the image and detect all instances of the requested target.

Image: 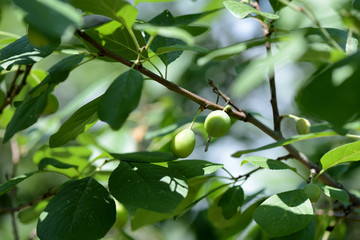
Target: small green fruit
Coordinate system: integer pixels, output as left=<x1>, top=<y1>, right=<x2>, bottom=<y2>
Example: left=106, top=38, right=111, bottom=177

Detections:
left=171, top=128, right=196, bottom=158
left=43, top=94, right=59, bottom=115
left=296, top=118, right=311, bottom=134
left=204, top=110, right=231, bottom=138
left=303, top=183, right=321, bottom=202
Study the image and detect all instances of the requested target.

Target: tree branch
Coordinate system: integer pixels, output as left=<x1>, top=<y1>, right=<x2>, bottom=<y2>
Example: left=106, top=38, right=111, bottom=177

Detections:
left=75, top=29, right=360, bottom=207
left=252, top=1, right=281, bottom=132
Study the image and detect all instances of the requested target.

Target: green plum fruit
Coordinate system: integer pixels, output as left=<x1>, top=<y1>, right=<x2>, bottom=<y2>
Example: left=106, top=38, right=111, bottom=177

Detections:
left=204, top=110, right=231, bottom=138
left=296, top=118, right=311, bottom=134
left=171, top=128, right=196, bottom=158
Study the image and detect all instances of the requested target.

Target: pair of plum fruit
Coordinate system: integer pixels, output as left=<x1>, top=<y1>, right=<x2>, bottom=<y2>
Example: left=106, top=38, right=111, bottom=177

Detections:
left=171, top=110, right=231, bottom=158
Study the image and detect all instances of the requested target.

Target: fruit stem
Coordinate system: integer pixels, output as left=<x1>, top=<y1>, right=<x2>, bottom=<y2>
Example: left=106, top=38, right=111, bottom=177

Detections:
left=282, top=114, right=300, bottom=121
left=223, top=105, right=231, bottom=113
left=189, top=107, right=203, bottom=129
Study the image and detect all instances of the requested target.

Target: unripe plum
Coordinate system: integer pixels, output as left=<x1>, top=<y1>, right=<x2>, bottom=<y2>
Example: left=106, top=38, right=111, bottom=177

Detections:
left=204, top=110, right=231, bottom=138
left=296, top=118, right=311, bottom=134
left=171, top=129, right=196, bottom=158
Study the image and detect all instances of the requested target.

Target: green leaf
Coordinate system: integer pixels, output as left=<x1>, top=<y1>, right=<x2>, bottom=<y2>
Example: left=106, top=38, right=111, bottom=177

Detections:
left=0, top=172, right=37, bottom=196
left=322, top=186, right=350, bottom=203
left=70, top=0, right=137, bottom=28
left=296, top=51, right=360, bottom=127
left=83, top=21, right=146, bottom=61
left=3, top=88, right=50, bottom=142
left=37, top=177, right=115, bottom=240
left=273, top=220, right=315, bottom=240
left=142, top=10, right=199, bottom=65
left=167, top=160, right=223, bottom=179
left=218, top=186, right=244, bottom=219
left=174, top=9, right=221, bottom=26
left=33, top=146, right=92, bottom=178
left=18, top=200, right=49, bottom=224
left=130, top=176, right=208, bottom=229
left=0, top=35, right=57, bottom=70
left=4, top=55, right=84, bottom=142
left=223, top=1, right=279, bottom=20
left=269, top=0, right=286, bottom=12
left=98, top=69, right=143, bottom=130
left=109, top=161, right=188, bottom=213
left=254, top=189, right=314, bottom=238
left=49, top=96, right=101, bottom=147
left=110, top=151, right=177, bottom=163
left=31, top=54, right=85, bottom=94
left=232, top=131, right=338, bottom=158
left=242, top=156, right=297, bottom=171
left=38, top=158, right=78, bottom=170
left=13, top=0, right=82, bottom=43
left=197, top=38, right=265, bottom=66
left=320, top=140, right=360, bottom=174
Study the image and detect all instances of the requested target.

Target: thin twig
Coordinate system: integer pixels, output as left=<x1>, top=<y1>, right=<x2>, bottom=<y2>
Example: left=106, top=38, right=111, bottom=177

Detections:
left=0, top=190, right=56, bottom=213
left=252, top=1, right=281, bottom=132
left=75, top=29, right=360, bottom=207
left=0, top=64, right=33, bottom=114
left=9, top=139, right=20, bottom=240
left=208, top=79, right=243, bottom=112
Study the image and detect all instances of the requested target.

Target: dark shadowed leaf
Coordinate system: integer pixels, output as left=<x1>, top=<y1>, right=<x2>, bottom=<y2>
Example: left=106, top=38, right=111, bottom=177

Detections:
left=3, top=89, right=49, bottom=142
left=110, top=151, right=177, bottom=163
left=37, top=177, right=115, bottom=240
left=167, top=160, right=223, bottom=179
left=296, top=51, right=360, bottom=127
left=50, top=96, right=101, bottom=147
left=109, top=161, right=188, bottom=213
left=218, top=186, right=244, bottom=219
left=98, top=69, right=143, bottom=130
left=38, top=158, right=78, bottom=170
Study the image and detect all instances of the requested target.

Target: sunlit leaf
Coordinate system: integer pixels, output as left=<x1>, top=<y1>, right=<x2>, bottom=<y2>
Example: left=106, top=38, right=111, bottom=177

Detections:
left=319, top=140, right=360, bottom=174
left=70, top=0, right=138, bottom=28
left=242, top=156, right=297, bottom=171
left=254, top=189, right=314, bottom=237
left=224, top=1, right=279, bottom=20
